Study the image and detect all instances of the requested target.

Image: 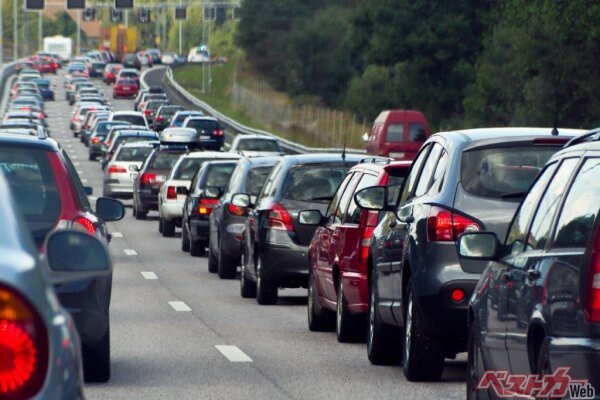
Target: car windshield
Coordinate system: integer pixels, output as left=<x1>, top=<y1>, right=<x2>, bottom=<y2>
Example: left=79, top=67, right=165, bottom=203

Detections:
left=160, top=107, right=183, bottom=116
left=113, top=114, right=146, bottom=126
left=282, top=165, right=350, bottom=203
left=461, top=146, right=559, bottom=199
left=147, top=100, right=168, bottom=109
left=185, top=119, right=219, bottom=130
left=116, top=146, right=154, bottom=162
left=246, top=166, right=273, bottom=196
left=237, top=139, right=280, bottom=152
left=149, top=151, right=183, bottom=170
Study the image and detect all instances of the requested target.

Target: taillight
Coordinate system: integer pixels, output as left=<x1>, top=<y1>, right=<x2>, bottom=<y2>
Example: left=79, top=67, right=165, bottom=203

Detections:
left=228, top=203, right=246, bottom=217
left=266, top=202, right=293, bottom=231
left=214, top=129, right=224, bottom=137
left=91, top=137, right=100, bottom=144
left=427, top=206, right=480, bottom=242
left=144, top=109, right=152, bottom=116
left=140, top=173, right=156, bottom=186
left=0, top=284, right=49, bottom=399
left=115, top=85, right=121, bottom=90
left=156, top=116, right=164, bottom=122
left=166, top=186, right=177, bottom=200
left=359, top=211, right=378, bottom=267
left=585, top=231, right=600, bottom=322
left=72, top=216, right=96, bottom=235
left=108, top=165, right=127, bottom=174
left=198, top=198, right=218, bottom=215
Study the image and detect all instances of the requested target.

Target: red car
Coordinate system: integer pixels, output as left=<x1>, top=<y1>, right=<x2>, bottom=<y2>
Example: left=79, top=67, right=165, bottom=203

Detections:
left=365, top=110, right=430, bottom=160
left=113, top=78, right=139, bottom=98
left=305, top=160, right=412, bottom=342
left=35, top=56, right=58, bottom=74
left=104, top=64, right=123, bottom=85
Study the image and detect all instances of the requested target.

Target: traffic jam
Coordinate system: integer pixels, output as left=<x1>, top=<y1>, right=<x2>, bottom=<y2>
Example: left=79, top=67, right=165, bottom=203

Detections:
left=1, top=49, right=599, bottom=400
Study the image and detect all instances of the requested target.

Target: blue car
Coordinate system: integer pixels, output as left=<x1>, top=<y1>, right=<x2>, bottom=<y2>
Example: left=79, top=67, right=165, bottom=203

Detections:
left=33, top=78, right=55, bottom=100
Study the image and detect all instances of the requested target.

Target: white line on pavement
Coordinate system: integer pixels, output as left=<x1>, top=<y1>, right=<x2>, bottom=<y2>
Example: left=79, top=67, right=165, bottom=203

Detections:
left=81, top=178, right=88, bottom=183
left=123, top=249, right=138, bottom=256
left=215, top=345, right=253, bottom=362
left=74, top=162, right=80, bottom=166
left=111, top=232, right=123, bottom=238
left=77, top=169, right=83, bottom=174
left=169, top=301, right=192, bottom=312
left=141, top=271, right=158, bottom=280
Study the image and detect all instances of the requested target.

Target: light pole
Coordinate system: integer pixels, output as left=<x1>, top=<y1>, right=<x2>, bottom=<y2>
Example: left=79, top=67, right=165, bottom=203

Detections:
left=0, top=0, right=3, bottom=67
left=38, top=11, right=43, bottom=52
left=13, top=0, right=18, bottom=60
left=77, top=10, right=81, bottom=56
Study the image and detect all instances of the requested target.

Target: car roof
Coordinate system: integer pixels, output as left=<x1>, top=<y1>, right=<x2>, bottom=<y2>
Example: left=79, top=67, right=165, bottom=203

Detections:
left=236, top=134, right=277, bottom=141
left=244, top=156, right=282, bottom=167
left=435, top=127, right=587, bottom=143
left=185, top=116, right=218, bottom=122
left=112, top=111, right=144, bottom=116
left=121, top=140, right=159, bottom=148
left=184, top=151, right=241, bottom=159
left=282, top=153, right=365, bottom=165
left=0, top=132, right=59, bottom=151
left=349, top=159, right=412, bottom=174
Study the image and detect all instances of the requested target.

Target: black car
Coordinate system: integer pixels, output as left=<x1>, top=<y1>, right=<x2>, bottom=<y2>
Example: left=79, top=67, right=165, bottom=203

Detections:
left=122, top=53, right=141, bottom=70
left=182, top=160, right=240, bottom=257
left=462, top=131, right=600, bottom=399
left=208, top=156, right=279, bottom=279
left=239, top=154, right=363, bottom=304
left=354, top=127, right=584, bottom=381
left=182, top=116, right=225, bottom=151
left=88, top=121, right=132, bottom=160
left=154, top=104, right=185, bottom=131
left=90, top=61, right=107, bottom=78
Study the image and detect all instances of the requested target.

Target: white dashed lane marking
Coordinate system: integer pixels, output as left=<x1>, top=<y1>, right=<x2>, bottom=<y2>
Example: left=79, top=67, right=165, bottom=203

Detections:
left=123, top=249, right=138, bottom=256
left=215, top=345, right=253, bottom=363
left=111, top=232, right=123, bottom=238
left=169, top=301, right=192, bottom=312
left=141, top=271, right=158, bottom=280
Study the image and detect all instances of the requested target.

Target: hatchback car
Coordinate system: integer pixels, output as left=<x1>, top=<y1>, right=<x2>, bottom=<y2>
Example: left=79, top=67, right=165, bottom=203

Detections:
left=462, top=131, right=600, bottom=399
left=154, top=104, right=185, bottom=131
left=122, top=53, right=141, bottom=70
left=355, top=127, right=585, bottom=381
left=88, top=121, right=132, bottom=160
left=240, top=154, right=364, bottom=304
left=100, top=129, right=159, bottom=171
left=170, top=110, right=204, bottom=128
left=113, top=78, right=139, bottom=99
left=229, top=134, right=284, bottom=157
left=182, top=116, right=225, bottom=150
left=103, top=141, right=158, bottom=198
left=32, top=78, right=55, bottom=100
left=142, top=99, right=170, bottom=127
left=104, top=63, right=123, bottom=84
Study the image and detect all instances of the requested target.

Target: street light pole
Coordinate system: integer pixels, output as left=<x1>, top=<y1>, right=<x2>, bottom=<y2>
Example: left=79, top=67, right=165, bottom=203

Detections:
left=39, top=11, right=43, bottom=52
left=0, top=0, right=3, bottom=67
left=77, top=10, right=81, bottom=56
left=13, top=0, right=18, bottom=60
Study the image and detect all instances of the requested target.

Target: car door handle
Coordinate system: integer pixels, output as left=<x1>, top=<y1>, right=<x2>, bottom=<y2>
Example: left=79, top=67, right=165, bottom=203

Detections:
left=526, top=269, right=541, bottom=281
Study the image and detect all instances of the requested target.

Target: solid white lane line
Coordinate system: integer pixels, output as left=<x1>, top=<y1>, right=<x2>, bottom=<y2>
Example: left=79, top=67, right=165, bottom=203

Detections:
left=111, top=232, right=123, bottom=238
left=81, top=178, right=88, bottom=183
left=169, top=301, right=192, bottom=312
left=141, top=271, right=158, bottom=280
left=74, top=162, right=80, bottom=166
left=215, top=345, right=253, bottom=362
left=77, top=169, right=83, bottom=174
left=123, top=249, right=138, bottom=256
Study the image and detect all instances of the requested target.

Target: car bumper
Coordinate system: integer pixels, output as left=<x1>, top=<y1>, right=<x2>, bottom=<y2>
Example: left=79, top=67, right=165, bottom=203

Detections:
left=549, top=337, right=600, bottom=395
left=105, top=182, right=134, bottom=198
left=190, top=218, right=210, bottom=241
left=161, top=200, right=184, bottom=221
left=260, top=236, right=309, bottom=288
left=341, top=271, right=369, bottom=314
left=198, top=138, right=224, bottom=149
left=137, top=190, right=159, bottom=210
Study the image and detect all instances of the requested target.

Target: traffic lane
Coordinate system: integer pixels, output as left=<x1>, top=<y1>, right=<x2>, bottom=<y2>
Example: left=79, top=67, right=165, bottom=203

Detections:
left=49, top=69, right=466, bottom=400
left=47, top=71, right=296, bottom=400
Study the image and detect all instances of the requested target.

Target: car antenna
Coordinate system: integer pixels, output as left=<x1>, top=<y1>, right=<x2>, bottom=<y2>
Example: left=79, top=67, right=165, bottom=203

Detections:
left=341, top=128, right=347, bottom=162
left=551, top=107, right=559, bottom=136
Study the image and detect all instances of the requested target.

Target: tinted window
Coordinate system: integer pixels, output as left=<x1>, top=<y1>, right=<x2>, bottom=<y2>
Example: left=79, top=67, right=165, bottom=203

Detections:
left=347, top=173, right=379, bottom=224
left=335, top=173, right=361, bottom=224
left=414, top=143, right=443, bottom=197
left=282, top=165, right=349, bottom=204
left=97, top=122, right=127, bottom=135
left=260, top=161, right=283, bottom=199
left=553, top=158, right=600, bottom=248
left=174, top=158, right=205, bottom=180
left=116, top=146, right=153, bottom=162
left=246, top=166, right=273, bottom=197
left=326, top=172, right=354, bottom=219
left=462, top=146, right=558, bottom=199
left=113, top=115, right=146, bottom=126
left=149, top=151, right=182, bottom=170
left=160, top=107, right=183, bottom=116
left=427, top=151, right=448, bottom=195
left=385, top=124, right=404, bottom=142
left=398, top=144, right=430, bottom=203
left=204, top=164, right=236, bottom=189
left=526, top=159, right=578, bottom=251
left=237, top=139, right=280, bottom=152
left=186, top=119, right=219, bottom=130
left=409, top=123, right=426, bottom=142
left=147, top=100, right=168, bottom=109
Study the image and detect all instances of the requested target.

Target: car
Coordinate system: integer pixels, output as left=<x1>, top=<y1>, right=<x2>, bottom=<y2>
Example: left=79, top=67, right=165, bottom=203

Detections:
left=103, top=141, right=158, bottom=199
left=0, top=132, right=125, bottom=382
left=138, top=53, right=153, bottom=68
left=117, top=68, right=140, bottom=86
left=71, top=104, right=110, bottom=136
left=101, top=124, right=149, bottom=158
left=240, top=153, right=364, bottom=304
left=146, top=48, right=162, bottom=64
left=88, top=121, right=132, bottom=160
left=188, top=46, right=210, bottom=63
left=153, top=104, right=185, bottom=131
left=32, top=78, right=55, bottom=100
left=79, top=111, right=110, bottom=143
left=354, top=127, right=585, bottom=381
left=122, top=52, right=142, bottom=70
left=109, top=111, right=149, bottom=129
left=364, top=110, right=431, bottom=160
left=208, top=156, right=280, bottom=279
left=4, top=110, right=47, bottom=127
left=182, top=116, right=225, bottom=150
left=141, top=99, right=170, bottom=127
left=463, top=130, right=600, bottom=399
left=113, top=78, right=139, bottom=99
left=100, top=129, right=160, bottom=170
left=133, top=128, right=199, bottom=219
left=229, top=134, right=284, bottom=157
left=160, top=151, right=241, bottom=238
left=68, top=80, right=95, bottom=104
left=161, top=52, right=179, bottom=65
left=104, top=63, right=123, bottom=85
left=90, top=61, right=107, bottom=78
left=136, top=92, right=168, bottom=112
left=170, top=110, right=204, bottom=127
left=0, top=169, right=114, bottom=398
left=303, top=159, right=411, bottom=341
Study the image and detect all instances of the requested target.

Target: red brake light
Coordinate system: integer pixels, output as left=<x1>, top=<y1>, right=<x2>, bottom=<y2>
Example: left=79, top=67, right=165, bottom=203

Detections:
left=585, top=231, right=600, bottom=322
left=0, top=285, right=49, bottom=399
left=214, top=129, right=224, bottom=137
left=451, top=288, right=466, bottom=303
left=144, top=109, right=152, bottom=116
left=427, top=206, right=480, bottom=242
left=91, top=137, right=100, bottom=144
left=140, top=173, right=156, bottom=185
left=198, top=198, right=218, bottom=215
left=108, top=165, right=127, bottom=174
left=266, top=202, right=293, bottom=231
left=228, top=203, right=246, bottom=217
left=167, top=186, right=177, bottom=200
left=156, top=116, right=164, bottom=122
left=72, top=216, right=96, bottom=235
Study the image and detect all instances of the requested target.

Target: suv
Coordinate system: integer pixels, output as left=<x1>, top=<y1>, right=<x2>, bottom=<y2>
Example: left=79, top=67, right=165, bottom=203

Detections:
left=0, top=133, right=125, bottom=382
left=303, top=160, right=411, bottom=342
left=240, top=154, right=364, bottom=305
left=182, top=116, right=225, bottom=150
left=356, top=127, right=585, bottom=381
left=463, top=131, right=600, bottom=398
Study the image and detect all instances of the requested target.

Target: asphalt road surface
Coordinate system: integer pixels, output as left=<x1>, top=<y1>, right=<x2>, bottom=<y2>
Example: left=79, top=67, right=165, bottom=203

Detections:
left=40, top=68, right=466, bottom=400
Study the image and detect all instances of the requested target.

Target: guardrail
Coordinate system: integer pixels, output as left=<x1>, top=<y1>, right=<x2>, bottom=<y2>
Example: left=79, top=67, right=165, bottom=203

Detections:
left=0, top=61, right=21, bottom=116
left=141, top=66, right=366, bottom=155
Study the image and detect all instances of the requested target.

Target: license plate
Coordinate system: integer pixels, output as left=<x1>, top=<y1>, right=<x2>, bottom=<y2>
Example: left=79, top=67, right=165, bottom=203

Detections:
left=389, top=152, right=406, bottom=159
left=200, top=135, right=212, bottom=141
left=123, top=87, right=130, bottom=91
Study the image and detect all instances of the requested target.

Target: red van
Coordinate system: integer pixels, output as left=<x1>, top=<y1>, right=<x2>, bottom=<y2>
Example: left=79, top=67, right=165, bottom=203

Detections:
left=364, top=110, right=430, bottom=160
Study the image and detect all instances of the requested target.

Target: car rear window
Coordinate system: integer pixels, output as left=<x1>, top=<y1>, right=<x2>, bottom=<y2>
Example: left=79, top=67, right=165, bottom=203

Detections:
left=148, top=100, right=168, bottom=109
left=97, top=122, right=127, bottom=135
left=113, top=115, right=146, bottom=126
left=461, top=146, right=558, bottom=199
left=237, top=139, right=280, bottom=152
left=386, top=124, right=404, bottom=142
left=160, top=107, right=183, bottom=116
left=113, top=135, right=156, bottom=150
left=246, top=166, right=273, bottom=196
left=174, top=158, right=205, bottom=180
left=149, top=151, right=183, bottom=170
left=186, top=119, right=219, bottom=130
left=117, top=146, right=153, bottom=162
left=37, top=82, right=49, bottom=89
left=205, top=164, right=236, bottom=189
left=282, top=165, right=350, bottom=203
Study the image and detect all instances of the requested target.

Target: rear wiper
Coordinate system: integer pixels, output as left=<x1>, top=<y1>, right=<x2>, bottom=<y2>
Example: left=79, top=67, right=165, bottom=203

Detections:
left=311, top=196, right=333, bottom=201
left=500, top=191, right=526, bottom=199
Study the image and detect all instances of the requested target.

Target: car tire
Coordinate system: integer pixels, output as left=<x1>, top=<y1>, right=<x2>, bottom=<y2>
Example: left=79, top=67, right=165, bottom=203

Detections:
left=367, top=275, right=402, bottom=365
left=467, top=319, right=483, bottom=400
left=402, top=281, right=445, bottom=381
left=83, top=329, right=110, bottom=383
left=336, top=278, right=366, bottom=343
left=536, top=339, right=552, bottom=377
left=134, top=203, right=147, bottom=220
left=181, top=223, right=191, bottom=252
left=158, top=217, right=163, bottom=233
left=217, top=241, right=237, bottom=279
left=162, top=218, right=175, bottom=237
left=256, top=257, right=277, bottom=305
left=307, top=272, right=334, bottom=331
left=88, top=153, right=95, bottom=161
left=240, top=257, right=257, bottom=298
left=191, top=240, right=206, bottom=258
left=208, top=244, right=218, bottom=272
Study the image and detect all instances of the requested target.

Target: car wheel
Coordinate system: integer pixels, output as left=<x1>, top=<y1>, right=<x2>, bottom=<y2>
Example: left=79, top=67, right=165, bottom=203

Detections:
left=403, top=281, right=445, bottom=381
left=367, top=275, right=402, bottom=365
left=207, top=243, right=218, bottom=271
left=83, top=329, right=110, bottom=383
left=181, top=223, right=191, bottom=252
left=191, top=240, right=206, bottom=258
left=88, top=153, right=95, bottom=161
left=217, top=241, right=237, bottom=279
left=240, top=257, right=257, bottom=298
left=134, top=203, right=147, bottom=220
left=336, top=278, right=366, bottom=343
left=307, top=272, right=334, bottom=331
left=162, top=218, right=175, bottom=237
left=256, top=257, right=277, bottom=305
left=467, top=319, right=483, bottom=400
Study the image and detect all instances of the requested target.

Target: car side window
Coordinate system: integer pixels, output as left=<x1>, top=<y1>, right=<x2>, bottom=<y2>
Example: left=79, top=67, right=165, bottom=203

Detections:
left=553, top=158, right=600, bottom=248
left=398, top=144, right=430, bottom=204
left=525, top=158, right=578, bottom=251
left=334, top=172, right=361, bottom=224
left=414, top=143, right=443, bottom=197
left=427, top=150, right=448, bottom=195
left=326, top=172, right=355, bottom=221
left=347, top=173, right=379, bottom=224
left=258, top=161, right=282, bottom=200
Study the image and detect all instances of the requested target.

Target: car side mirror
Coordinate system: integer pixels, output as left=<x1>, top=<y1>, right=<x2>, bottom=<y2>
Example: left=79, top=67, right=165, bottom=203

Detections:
left=232, top=193, right=251, bottom=208
left=96, top=197, right=125, bottom=222
left=204, top=186, right=223, bottom=199
left=457, top=232, right=499, bottom=260
left=84, top=186, right=93, bottom=195
left=298, top=210, right=324, bottom=226
left=45, top=230, right=111, bottom=280
left=129, top=165, right=139, bottom=172
left=354, top=186, right=390, bottom=211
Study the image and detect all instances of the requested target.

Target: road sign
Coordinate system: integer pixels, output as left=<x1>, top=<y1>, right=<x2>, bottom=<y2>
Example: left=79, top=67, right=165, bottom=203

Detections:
left=175, top=6, right=187, bottom=21
left=114, top=0, right=133, bottom=9
left=25, top=0, right=44, bottom=10
left=66, top=0, right=85, bottom=9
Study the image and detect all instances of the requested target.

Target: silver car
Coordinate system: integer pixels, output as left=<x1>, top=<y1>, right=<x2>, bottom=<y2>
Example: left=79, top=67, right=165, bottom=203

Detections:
left=103, top=140, right=158, bottom=198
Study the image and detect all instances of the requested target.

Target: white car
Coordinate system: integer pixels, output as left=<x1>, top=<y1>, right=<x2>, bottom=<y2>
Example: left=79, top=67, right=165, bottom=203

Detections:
left=229, top=134, right=284, bottom=157
left=158, top=151, right=241, bottom=237
left=109, top=111, right=149, bottom=129
left=187, top=46, right=210, bottom=63
left=103, top=141, right=158, bottom=198
left=161, top=52, right=177, bottom=65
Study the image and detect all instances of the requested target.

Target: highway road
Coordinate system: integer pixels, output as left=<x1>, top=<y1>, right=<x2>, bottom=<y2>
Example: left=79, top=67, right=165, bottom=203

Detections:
left=43, top=68, right=466, bottom=400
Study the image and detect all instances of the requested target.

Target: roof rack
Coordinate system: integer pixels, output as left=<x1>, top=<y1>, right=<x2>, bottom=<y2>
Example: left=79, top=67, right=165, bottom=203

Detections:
left=563, top=128, right=600, bottom=148
left=359, top=156, right=392, bottom=164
